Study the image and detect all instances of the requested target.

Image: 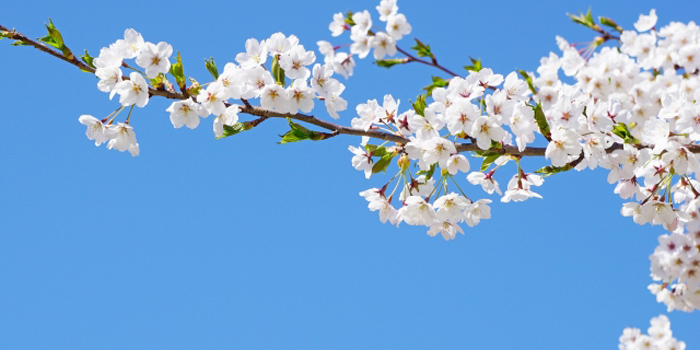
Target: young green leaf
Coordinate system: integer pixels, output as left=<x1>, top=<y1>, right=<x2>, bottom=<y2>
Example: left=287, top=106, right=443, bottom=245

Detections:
left=364, top=144, right=387, bottom=157
left=411, top=38, right=434, bottom=59
left=535, top=163, right=575, bottom=176
left=217, top=123, right=249, bottom=139
left=150, top=73, right=168, bottom=90
left=39, top=19, right=64, bottom=50
left=612, top=122, right=640, bottom=145
left=169, top=51, right=186, bottom=88
left=424, top=163, right=437, bottom=180
left=81, top=50, right=95, bottom=69
left=599, top=16, right=623, bottom=32
left=279, top=118, right=321, bottom=144
left=187, top=77, right=201, bottom=96
left=480, top=154, right=501, bottom=171
left=374, top=58, right=408, bottom=68
left=271, top=55, right=286, bottom=86
left=344, top=11, right=355, bottom=26
left=204, top=57, right=219, bottom=79
left=372, top=153, right=395, bottom=174
left=517, top=70, right=537, bottom=95
left=531, top=102, right=551, bottom=140
left=411, top=94, right=427, bottom=116
left=464, top=57, right=482, bottom=72
left=423, top=76, right=448, bottom=96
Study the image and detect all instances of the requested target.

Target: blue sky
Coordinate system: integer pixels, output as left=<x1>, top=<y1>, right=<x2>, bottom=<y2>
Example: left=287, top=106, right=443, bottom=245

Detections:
left=1, top=0, right=699, bottom=348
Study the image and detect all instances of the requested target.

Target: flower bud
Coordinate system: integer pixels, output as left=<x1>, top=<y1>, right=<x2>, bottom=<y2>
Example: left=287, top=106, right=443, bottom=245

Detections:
left=398, top=153, right=410, bottom=171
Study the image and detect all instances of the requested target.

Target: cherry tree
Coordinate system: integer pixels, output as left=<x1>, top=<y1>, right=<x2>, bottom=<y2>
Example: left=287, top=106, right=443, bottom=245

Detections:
left=2, top=1, right=697, bottom=347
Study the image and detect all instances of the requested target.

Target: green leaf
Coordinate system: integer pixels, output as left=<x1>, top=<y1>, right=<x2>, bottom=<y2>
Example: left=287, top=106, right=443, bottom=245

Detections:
left=187, top=77, right=201, bottom=96
left=150, top=73, right=167, bottom=90
left=535, top=163, right=575, bottom=176
left=204, top=57, right=218, bottom=79
left=169, top=51, right=185, bottom=88
left=531, top=102, right=551, bottom=140
left=464, top=56, right=482, bottom=72
left=473, top=150, right=503, bottom=171
left=374, top=58, right=408, bottom=68
left=423, top=76, right=449, bottom=97
left=612, top=122, right=640, bottom=145
left=517, top=70, right=537, bottom=95
left=599, top=16, right=623, bottom=32
left=410, top=94, right=427, bottom=116
left=279, top=118, right=321, bottom=144
left=344, top=11, right=355, bottom=26
left=0, top=31, right=12, bottom=40
left=568, top=8, right=596, bottom=28
left=271, top=55, right=286, bottom=86
left=473, top=150, right=501, bottom=157
left=372, top=153, right=395, bottom=174
left=364, top=144, right=387, bottom=157
left=480, top=154, right=501, bottom=171
left=11, top=40, right=30, bottom=46
left=411, top=39, right=433, bottom=59
left=38, top=19, right=64, bottom=49
left=424, top=163, right=437, bottom=180
left=217, top=123, right=249, bottom=139
left=81, top=50, right=95, bottom=69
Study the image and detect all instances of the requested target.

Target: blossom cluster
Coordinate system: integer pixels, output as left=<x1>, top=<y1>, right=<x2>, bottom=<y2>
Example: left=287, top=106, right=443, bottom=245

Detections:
left=327, top=7, right=700, bottom=312
left=648, top=231, right=700, bottom=312
left=78, top=29, right=174, bottom=156
left=327, top=0, right=411, bottom=61
left=618, top=315, right=685, bottom=350
left=69, top=0, right=700, bottom=314
left=81, top=25, right=359, bottom=151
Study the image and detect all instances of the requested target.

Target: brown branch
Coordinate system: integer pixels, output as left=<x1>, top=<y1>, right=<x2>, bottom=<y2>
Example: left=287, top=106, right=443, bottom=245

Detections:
left=0, top=24, right=188, bottom=101
left=396, top=46, right=459, bottom=77
left=0, top=24, right=94, bottom=73
left=6, top=23, right=700, bottom=160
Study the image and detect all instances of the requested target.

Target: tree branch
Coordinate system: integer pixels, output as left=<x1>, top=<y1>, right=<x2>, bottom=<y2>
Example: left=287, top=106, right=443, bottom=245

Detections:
left=396, top=46, right=459, bottom=77
left=6, top=23, right=700, bottom=160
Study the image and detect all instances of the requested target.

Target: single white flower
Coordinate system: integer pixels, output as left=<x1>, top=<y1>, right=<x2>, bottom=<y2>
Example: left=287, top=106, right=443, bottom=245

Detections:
left=386, top=14, right=411, bottom=41
left=196, top=82, right=227, bottom=116
left=166, top=98, right=209, bottom=129
left=213, top=105, right=241, bottom=138
left=260, top=84, right=289, bottom=113
left=370, top=32, right=396, bottom=60
left=545, top=129, right=582, bottom=167
left=464, top=199, right=492, bottom=227
left=329, top=12, right=346, bottom=36
left=376, top=0, right=398, bottom=21
left=279, top=45, right=316, bottom=80
left=634, top=9, right=658, bottom=32
left=427, top=220, right=464, bottom=241
left=135, top=42, right=173, bottom=78
left=235, top=38, right=268, bottom=69
left=113, top=28, right=144, bottom=59
left=349, top=145, right=373, bottom=179
left=471, top=116, right=505, bottom=150
left=351, top=10, right=372, bottom=36
left=107, top=122, right=139, bottom=157
left=115, top=72, right=149, bottom=108
left=78, top=115, right=117, bottom=146
left=286, top=79, right=315, bottom=114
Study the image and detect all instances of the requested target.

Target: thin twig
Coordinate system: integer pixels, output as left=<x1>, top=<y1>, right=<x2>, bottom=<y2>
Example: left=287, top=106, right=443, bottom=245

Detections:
left=396, top=46, right=459, bottom=77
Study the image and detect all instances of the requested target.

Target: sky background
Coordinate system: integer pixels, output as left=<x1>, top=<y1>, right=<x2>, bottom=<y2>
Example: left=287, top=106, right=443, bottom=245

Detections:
left=1, top=0, right=699, bottom=349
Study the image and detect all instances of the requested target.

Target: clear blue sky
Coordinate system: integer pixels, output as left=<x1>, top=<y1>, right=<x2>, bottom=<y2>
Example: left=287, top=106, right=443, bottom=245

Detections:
left=1, top=0, right=698, bottom=348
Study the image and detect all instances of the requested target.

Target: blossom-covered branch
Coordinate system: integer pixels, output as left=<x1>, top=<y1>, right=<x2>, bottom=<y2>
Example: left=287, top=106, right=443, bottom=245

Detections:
left=4, top=0, right=700, bottom=317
